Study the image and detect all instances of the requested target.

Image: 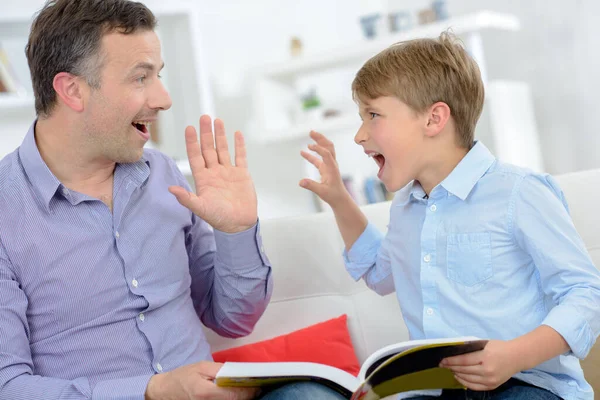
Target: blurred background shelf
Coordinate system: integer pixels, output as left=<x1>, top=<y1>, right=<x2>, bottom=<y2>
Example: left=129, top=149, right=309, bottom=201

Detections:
left=0, top=94, right=34, bottom=111
left=251, top=10, right=521, bottom=146
left=260, top=11, right=519, bottom=82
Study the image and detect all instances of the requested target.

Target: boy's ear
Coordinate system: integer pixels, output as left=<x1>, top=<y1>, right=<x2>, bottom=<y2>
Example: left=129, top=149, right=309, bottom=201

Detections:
left=52, top=72, right=86, bottom=112
left=424, top=102, right=451, bottom=138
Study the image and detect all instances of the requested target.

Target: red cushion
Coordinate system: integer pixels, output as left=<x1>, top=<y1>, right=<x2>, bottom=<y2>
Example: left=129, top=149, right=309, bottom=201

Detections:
left=212, top=314, right=361, bottom=376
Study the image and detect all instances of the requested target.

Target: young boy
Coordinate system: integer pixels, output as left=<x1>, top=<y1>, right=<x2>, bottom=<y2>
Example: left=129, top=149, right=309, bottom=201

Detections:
left=299, top=32, right=600, bottom=400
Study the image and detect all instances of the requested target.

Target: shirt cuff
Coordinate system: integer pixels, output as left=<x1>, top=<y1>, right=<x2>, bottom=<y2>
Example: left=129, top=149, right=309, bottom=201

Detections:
left=343, top=222, right=383, bottom=281
left=542, top=304, right=594, bottom=359
left=214, top=220, right=270, bottom=269
left=92, top=374, right=153, bottom=400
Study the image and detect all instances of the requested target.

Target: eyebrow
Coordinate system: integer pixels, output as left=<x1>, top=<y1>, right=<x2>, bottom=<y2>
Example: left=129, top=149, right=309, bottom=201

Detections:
left=132, top=61, right=165, bottom=72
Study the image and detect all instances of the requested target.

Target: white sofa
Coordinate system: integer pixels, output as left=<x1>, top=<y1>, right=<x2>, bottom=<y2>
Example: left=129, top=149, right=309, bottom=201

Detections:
left=204, top=169, right=600, bottom=391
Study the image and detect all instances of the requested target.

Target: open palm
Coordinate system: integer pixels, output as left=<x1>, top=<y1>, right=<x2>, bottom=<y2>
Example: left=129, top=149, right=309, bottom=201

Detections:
left=169, top=115, right=257, bottom=233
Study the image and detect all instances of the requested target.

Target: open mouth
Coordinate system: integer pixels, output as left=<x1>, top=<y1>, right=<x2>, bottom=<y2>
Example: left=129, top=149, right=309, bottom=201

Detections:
left=132, top=121, right=151, bottom=141
left=368, top=152, right=386, bottom=177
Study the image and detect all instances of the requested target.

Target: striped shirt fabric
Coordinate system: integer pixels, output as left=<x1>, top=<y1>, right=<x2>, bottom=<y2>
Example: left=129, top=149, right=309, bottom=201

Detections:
left=0, top=122, right=273, bottom=400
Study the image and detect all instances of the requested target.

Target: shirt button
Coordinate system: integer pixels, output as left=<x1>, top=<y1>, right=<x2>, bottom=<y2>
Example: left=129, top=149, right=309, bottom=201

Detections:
left=115, top=231, right=120, bottom=238
left=426, top=308, right=434, bottom=316
left=139, top=313, right=145, bottom=322
left=260, top=244, right=265, bottom=253
left=132, top=279, right=138, bottom=288
left=156, top=363, right=163, bottom=372
left=424, top=254, right=431, bottom=263
left=430, top=204, right=437, bottom=212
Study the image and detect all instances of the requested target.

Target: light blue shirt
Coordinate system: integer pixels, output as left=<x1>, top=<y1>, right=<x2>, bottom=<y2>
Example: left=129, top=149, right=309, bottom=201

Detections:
left=0, top=123, right=273, bottom=400
left=345, top=142, right=600, bottom=400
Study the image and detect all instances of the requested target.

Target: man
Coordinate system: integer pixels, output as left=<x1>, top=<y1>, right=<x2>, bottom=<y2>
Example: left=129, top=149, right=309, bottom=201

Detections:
left=0, top=1, right=345, bottom=399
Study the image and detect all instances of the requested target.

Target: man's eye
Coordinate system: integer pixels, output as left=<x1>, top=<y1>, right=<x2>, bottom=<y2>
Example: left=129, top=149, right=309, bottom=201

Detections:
left=136, top=76, right=146, bottom=84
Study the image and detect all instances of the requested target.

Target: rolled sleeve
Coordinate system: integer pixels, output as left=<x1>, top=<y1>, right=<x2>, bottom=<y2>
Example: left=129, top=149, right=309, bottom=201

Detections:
left=542, top=305, right=594, bottom=359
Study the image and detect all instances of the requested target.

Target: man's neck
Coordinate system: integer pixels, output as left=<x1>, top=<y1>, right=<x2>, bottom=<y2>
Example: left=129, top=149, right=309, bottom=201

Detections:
left=35, top=117, right=116, bottom=190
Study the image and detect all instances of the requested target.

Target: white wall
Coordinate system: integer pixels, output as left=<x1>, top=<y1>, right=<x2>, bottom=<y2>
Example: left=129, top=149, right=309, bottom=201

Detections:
left=191, top=0, right=600, bottom=218
left=3, top=0, right=599, bottom=218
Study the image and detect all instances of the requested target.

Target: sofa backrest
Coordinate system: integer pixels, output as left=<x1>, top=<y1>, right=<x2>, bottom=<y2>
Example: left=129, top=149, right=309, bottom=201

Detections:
left=204, top=169, right=600, bottom=370
left=204, top=199, right=406, bottom=363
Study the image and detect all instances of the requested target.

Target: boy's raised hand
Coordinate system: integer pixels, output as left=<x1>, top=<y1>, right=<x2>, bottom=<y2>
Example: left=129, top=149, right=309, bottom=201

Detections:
left=299, top=131, right=348, bottom=206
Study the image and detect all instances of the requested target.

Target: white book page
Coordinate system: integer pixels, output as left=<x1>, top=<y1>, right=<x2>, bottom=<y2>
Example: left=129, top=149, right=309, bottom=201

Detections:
left=217, top=361, right=361, bottom=393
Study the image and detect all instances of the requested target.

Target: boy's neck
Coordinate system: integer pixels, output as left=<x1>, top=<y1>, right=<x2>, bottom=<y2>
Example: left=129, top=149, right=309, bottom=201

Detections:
left=417, top=145, right=470, bottom=196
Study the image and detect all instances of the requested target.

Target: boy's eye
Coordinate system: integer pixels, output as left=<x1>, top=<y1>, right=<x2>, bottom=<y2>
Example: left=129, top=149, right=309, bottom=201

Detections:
left=369, top=112, right=378, bottom=119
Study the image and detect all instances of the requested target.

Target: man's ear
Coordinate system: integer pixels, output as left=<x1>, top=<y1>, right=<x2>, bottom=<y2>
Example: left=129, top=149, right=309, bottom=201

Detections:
left=52, top=72, right=86, bottom=112
left=424, top=102, right=451, bottom=138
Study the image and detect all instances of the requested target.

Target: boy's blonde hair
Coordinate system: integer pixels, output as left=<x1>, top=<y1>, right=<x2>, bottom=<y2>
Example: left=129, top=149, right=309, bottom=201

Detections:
left=352, top=32, right=484, bottom=148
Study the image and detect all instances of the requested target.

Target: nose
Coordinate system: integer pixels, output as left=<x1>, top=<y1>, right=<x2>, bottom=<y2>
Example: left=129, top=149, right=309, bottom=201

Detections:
left=149, top=79, right=172, bottom=111
left=354, top=122, right=368, bottom=145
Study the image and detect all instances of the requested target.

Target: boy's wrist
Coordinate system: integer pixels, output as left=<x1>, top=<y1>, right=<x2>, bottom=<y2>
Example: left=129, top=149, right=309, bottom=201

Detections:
left=329, top=189, right=356, bottom=211
left=504, top=339, right=531, bottom=372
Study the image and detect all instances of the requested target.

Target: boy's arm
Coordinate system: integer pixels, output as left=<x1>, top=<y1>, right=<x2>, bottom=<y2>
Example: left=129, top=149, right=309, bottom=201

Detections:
left=511, top=174, right=600, bottom=359
left=299, top=131, right=368, bottom=249
left=300, top=131, right=393, bottom=295
left=441, top=173, right=600, bottom=390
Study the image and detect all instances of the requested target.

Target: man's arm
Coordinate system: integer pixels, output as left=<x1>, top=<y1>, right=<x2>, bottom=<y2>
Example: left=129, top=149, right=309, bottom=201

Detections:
left=0, top=242, right=153, bottom=400
left=185, top=215, right=273, bottom=338
left=165, top=116, right=273, bottom=338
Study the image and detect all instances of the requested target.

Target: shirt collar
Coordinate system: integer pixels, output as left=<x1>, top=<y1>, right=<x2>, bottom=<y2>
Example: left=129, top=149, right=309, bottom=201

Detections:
left=394, top=141, right=495, bottom=205
left=19, top=121, right=62, bottom=211
left=19, top=121, right=151, bottom=212
left=439, top=141, right=496, bottom=201
left=394, top=180, right=428, bottom=206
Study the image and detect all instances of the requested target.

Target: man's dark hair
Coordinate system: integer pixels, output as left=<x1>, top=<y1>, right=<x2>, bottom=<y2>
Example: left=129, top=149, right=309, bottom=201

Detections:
left=26, top=0, right=157, bottom=117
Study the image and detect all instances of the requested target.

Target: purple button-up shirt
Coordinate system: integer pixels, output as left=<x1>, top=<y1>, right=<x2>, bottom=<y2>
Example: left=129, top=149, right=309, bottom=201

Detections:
left=0, top=123, right=273, bottom=400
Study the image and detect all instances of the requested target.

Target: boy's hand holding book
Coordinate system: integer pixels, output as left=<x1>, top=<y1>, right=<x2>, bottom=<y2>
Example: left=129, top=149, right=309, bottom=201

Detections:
left=440, top=339, right=524, bottom=391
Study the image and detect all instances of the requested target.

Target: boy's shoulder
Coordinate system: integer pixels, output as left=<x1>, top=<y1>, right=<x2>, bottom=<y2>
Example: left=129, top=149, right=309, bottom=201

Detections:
left=483, top=160, right=567, bottom=208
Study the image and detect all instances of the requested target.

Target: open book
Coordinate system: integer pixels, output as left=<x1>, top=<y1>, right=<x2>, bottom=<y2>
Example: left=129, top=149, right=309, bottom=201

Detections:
left=215, top=336, right=487, bottom=400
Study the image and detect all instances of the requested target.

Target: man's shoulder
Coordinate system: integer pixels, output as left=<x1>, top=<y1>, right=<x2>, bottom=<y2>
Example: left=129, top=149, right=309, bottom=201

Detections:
left=0, top=148, right=21, bottom=194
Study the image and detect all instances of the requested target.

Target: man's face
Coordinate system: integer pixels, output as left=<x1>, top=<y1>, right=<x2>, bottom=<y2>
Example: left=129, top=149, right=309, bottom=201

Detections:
left=82, top=29, right=172, bottom=163
left=354, top=96, right=426, bottom=192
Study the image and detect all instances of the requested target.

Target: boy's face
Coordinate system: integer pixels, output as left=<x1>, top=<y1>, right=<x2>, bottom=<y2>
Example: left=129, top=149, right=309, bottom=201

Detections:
left=355, top=96, right=426, bottom=192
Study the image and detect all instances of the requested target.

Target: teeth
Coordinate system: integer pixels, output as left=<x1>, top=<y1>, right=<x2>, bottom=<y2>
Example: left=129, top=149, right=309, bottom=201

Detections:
left=368, top=152, right=381, bottom=158
left=133, top=121, right=152, bottom=127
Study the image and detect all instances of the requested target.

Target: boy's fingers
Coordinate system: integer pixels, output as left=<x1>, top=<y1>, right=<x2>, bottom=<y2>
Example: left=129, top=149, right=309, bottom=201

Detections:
left=310, top=131, right=336, bottom=158
left=300, top=150, right=322, bottom=169
left=308, top=144, right=335, bottom=165
left=299, top=179, right=322, bottom=195
left=440, top=352, right=481, bottom=367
